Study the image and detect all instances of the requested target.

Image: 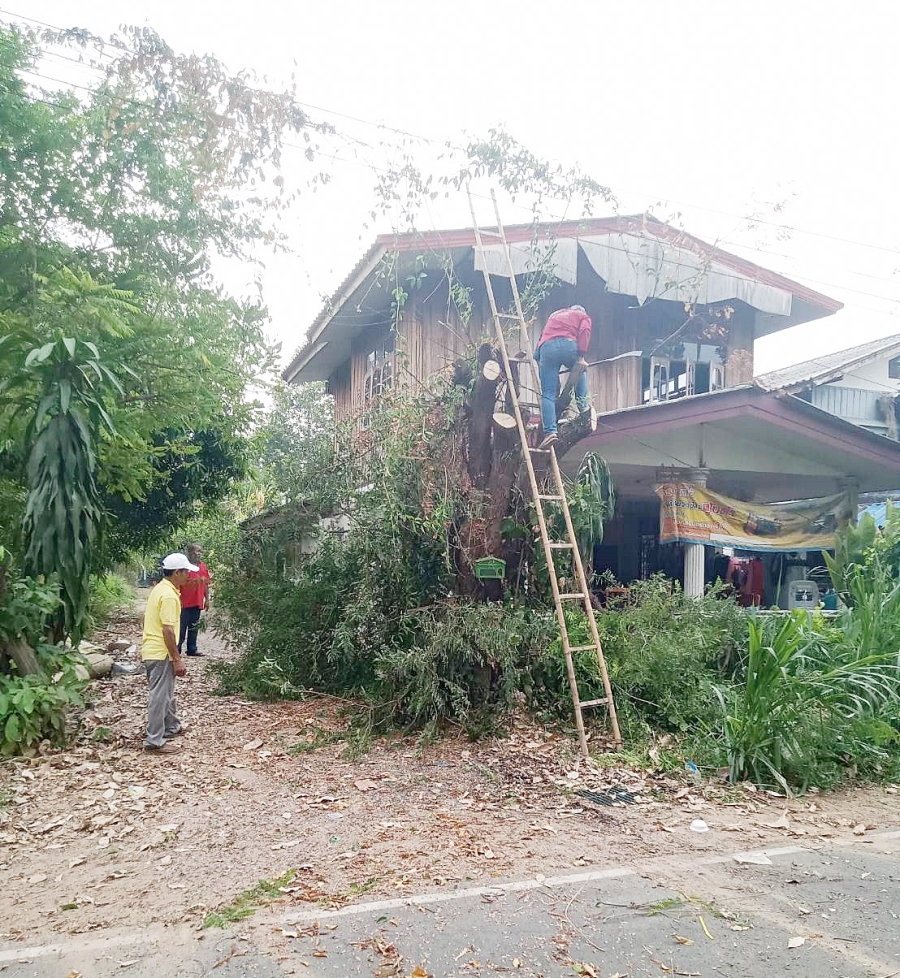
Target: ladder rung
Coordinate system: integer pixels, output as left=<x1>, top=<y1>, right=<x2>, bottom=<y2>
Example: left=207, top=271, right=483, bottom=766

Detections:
left=559, top=592, right=587, bottom=601
left=495, top=313, right=520, bottom=319
left=536, top=493, right=564, bottom=500
left=579, top=698, right=609, bottom=709
left=478, top=228, right=501, bottom=237
left=548, top=542, right=574, bottom=550
left=569, top=644, right=600, bottom=653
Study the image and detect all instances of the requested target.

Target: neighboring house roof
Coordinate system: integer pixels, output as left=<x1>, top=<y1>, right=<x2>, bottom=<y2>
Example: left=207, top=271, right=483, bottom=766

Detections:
left=283, top=214, right=843, bottom=384
left=755, top=333, right=900, bottom=393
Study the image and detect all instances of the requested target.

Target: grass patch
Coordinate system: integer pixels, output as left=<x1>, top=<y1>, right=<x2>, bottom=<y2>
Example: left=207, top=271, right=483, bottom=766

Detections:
left=203, top=869, right=297, bottom=929
left=327, top=875, right=381, bottom=904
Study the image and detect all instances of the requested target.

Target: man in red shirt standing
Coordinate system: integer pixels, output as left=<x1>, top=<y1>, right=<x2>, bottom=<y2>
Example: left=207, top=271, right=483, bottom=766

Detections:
left=178, top=542, right=211, bottom=658
left=535, top=304, right=592, bottom=449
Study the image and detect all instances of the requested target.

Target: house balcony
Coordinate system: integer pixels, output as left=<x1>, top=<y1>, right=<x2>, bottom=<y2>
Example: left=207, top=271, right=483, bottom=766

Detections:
left=584, top=349, right=728, bottom=415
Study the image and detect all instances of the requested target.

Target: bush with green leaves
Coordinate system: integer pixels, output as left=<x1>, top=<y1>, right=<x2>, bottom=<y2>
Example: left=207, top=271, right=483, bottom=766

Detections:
left=1, top=561, right=87, bottom=756
left=86, top=573, right=135, bottom=632
left=1, top=656, right=87, bottom=756
left=374, top=602, right=555, bottom=734
left=717, top=611, right=900, bottom=792
left=598, top=576, right=746, bottom=732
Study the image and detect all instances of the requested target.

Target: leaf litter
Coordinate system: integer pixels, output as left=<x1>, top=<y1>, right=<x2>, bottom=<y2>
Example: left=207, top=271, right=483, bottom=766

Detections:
left=0, top=605, right=895, bottom=946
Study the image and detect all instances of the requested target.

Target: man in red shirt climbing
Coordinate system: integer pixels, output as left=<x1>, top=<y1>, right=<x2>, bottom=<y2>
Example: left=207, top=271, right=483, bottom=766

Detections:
left=536, top=304, right=592, bottom=450
left=178, top=542, right=211, bottom=658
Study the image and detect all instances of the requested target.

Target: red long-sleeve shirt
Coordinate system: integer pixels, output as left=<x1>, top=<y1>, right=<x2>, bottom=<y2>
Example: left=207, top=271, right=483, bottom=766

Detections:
left=179, top=561, right=210, bottom=609
left=537, top=307, right=592, bottom=355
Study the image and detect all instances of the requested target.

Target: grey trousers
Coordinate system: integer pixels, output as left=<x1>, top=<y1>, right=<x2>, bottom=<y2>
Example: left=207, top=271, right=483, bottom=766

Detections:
left=144, top=660, right=182, bottom=748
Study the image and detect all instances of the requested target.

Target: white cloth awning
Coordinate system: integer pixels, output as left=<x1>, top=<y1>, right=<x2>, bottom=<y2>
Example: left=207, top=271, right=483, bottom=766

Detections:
left=473, top=233, right=793, bottom=317
left=579, top=233, right=792, bottom=316
left=473, top=236, right=578, bottom=285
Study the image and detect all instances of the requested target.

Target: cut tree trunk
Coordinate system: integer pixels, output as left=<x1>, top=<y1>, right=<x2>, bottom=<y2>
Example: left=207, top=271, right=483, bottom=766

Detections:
left=453, top=347, right=598, bottom=597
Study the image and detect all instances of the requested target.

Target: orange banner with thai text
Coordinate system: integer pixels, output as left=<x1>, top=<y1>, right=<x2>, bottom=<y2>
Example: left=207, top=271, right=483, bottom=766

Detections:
left=655, top=483, right=853, bottom=552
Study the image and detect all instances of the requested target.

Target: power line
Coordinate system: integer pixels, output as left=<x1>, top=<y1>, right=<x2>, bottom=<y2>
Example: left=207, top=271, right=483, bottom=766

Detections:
left=8, top=7, right=899, bottom=265
left=9, top=8, right=900, bottom=267
left=17, top=74, right=900, bottom=313
left=10, top=14, right=900, bottom=317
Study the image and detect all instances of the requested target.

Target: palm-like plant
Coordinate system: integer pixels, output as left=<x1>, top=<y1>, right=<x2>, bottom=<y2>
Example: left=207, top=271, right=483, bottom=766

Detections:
left=19, top=337, right=123, bottom=642
left=0, top=271, right=137, bottom=643
left=719, top=612, right=900, bottom=793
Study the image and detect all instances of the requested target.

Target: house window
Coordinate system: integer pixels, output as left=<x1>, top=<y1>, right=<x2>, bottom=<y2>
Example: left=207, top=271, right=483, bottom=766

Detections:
left=361, top=329, right=395, bottom=427
left=889, top=356, right=900, bottom=380
left=643, top=344, right=725, bottom=403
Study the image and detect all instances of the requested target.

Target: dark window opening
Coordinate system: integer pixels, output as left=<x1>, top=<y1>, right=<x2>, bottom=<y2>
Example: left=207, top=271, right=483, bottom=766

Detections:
left=642, top=344, right=725, bottom=403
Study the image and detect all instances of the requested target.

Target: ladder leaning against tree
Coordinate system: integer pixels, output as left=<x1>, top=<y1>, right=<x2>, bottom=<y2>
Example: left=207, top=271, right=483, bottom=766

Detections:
left=466, top=186, right=622, bottom=758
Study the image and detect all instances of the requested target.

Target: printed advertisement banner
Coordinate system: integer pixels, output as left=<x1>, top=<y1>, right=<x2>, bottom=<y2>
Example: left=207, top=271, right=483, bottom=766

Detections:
left=655, top=483, right=853, bottom=552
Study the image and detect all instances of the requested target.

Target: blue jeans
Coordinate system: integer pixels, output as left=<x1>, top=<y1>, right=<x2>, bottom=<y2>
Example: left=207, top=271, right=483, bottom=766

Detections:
left=537, top=337, right=588, bottom=434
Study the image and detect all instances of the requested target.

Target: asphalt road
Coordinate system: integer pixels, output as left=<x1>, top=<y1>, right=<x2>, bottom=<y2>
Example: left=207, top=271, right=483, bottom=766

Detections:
left=3, top=832, right=900, bottom=977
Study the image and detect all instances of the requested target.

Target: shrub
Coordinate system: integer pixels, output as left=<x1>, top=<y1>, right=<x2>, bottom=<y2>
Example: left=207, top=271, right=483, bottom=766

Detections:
left=0, top=653, right=87, bottom=756
left=1, top=560, right=87, bottom=756
left=597, top=576, right=746, bottom=733
left=375, top=602, right=555, bottom=732
left=718, top=611, right=900, bottom=792
left=87, top=573, right=135, bottom=631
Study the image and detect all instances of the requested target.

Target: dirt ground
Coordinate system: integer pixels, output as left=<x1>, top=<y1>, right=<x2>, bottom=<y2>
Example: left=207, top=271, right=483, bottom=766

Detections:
left=1, top=596, right=898, bottom=949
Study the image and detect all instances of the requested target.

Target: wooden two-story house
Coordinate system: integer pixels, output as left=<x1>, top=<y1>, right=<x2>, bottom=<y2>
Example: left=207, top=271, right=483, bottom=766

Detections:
left=284, top=215, right=900, bottom=597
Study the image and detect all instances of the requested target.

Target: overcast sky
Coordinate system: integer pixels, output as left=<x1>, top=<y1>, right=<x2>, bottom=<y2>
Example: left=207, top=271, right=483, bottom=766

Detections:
left=16, top=0, right=900, bottom=374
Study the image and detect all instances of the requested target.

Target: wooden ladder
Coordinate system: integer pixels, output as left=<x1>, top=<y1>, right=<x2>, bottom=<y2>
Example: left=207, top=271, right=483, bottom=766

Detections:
left=466, top=187, right=622, bottom=758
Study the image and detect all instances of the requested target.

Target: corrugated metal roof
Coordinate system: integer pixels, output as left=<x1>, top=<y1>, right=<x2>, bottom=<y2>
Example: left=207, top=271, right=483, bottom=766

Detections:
left=283, top=214, right=844, bottom=383
left=755, top=333, right=900, bottom=392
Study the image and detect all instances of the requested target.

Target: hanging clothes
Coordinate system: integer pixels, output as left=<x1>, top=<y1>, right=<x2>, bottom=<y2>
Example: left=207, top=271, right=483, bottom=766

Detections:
left=726, top=557, right=764, bottom=607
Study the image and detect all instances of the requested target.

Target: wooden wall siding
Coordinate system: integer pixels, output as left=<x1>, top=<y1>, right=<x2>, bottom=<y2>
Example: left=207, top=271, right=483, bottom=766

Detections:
left=328, top=258, right=759, bottom=424
left=329, top=367, right=353, bottom=424
left=397, top=287, right=479, bottom=388
left=724, top=310, right=755, bottom=385
left=589, top=356, right=643, bottom=414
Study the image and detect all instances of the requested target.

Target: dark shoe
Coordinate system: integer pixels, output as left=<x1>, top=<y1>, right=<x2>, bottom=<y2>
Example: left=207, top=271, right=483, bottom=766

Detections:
left=537, top=433, right=558, bottom=450
left=186, top=651, right=205, bottom=657
left=144, top=742, right=181, bottom=754
left=165, top=726, right=187, bottom=738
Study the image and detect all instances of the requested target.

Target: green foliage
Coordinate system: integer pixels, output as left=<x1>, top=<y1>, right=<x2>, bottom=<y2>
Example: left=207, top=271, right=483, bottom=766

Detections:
left=0, top=22, right=307, bottom=640
left=718, top=611, right=900, bottom=792
left=215, top=372, right=563, bottom=731
left=0, top=558, right=86, bottom=756
left=824, top=509, right=880, bottom=600
left=0, top=661, right=86, bottom=756
left=8, top=331, right=123, bottom=641
left=252, top=381, right=338, bottom=507
left=374, top=603, right=554, bottom=732
left=87, top=573, right=135, bottom=630
left=598, top=577, right=747, bottom=733
left=0, top=562, right=61, bottom=649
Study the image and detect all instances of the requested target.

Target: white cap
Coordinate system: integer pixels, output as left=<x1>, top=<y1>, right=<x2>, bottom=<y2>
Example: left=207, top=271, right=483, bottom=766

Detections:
left=571, top=304, right=586, bottom=313
left=162, top=552, right=199, bottom=572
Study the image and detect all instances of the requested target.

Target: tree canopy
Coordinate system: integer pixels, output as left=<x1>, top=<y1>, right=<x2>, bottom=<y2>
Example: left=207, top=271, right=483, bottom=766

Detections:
left=0, top=22, right=314, bottom=634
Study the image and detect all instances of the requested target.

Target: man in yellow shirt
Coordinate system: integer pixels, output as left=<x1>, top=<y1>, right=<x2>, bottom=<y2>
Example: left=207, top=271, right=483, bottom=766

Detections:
left=142, top=552, right=197, bottom=753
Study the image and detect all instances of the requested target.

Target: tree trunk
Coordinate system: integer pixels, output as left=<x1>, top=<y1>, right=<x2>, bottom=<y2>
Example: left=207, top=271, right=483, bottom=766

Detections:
left=3, top=637, right=42, bottom=676
left=453, top=347, right=597, bottom=597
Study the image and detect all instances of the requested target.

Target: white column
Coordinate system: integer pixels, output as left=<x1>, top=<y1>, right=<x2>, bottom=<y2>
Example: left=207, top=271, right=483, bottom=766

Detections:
left=684, top=543, right=706, bottom=598
left=677, top=468, right=709, bottom=599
